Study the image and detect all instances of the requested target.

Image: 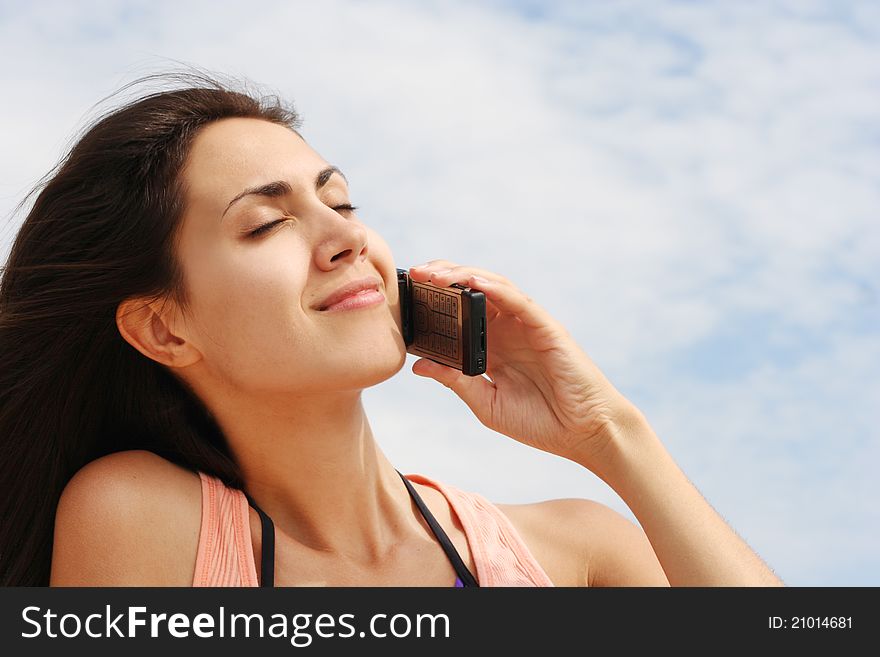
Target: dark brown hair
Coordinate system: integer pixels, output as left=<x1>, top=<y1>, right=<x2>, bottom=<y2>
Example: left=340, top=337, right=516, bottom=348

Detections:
left=0, top=70, right=301, bottom=585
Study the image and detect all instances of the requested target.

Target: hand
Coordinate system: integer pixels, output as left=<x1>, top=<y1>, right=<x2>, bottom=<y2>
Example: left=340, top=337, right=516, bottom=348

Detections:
left=408, top=261, right=638, bottom=468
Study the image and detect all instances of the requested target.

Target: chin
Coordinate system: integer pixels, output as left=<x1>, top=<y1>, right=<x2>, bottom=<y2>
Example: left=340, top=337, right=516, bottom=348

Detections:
left=365, top=339, right=408, bottom=387
left=330, top=335, right=408, bottom=391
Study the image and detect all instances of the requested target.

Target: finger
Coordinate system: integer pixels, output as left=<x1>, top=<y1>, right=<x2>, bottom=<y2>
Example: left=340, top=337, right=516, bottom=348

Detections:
left=462, top=274, right=555, bottom=330
left=409, top=259, right=459, bottom=272
left=410, top=261, right=512, bottom=294
left=411, top=358, right=496, bottom=425
left=409, top=263, right=554, bottom=331
left=419, top=264, right=509, bottom=288
left=408, top=260, right=460, bottom=282
left=409, top=261, right=512, bottom=288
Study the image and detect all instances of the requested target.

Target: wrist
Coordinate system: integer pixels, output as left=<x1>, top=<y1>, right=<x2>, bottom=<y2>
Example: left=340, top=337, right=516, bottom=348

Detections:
left=568, top=397, right=661, bottom=486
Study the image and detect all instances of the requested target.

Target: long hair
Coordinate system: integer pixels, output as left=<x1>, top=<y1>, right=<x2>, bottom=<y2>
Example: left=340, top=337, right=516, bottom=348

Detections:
left=0, top=71, right=302, bottom=585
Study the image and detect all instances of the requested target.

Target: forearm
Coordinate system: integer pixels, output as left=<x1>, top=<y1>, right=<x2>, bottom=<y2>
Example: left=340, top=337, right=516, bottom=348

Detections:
left=581, top=406, right=785, bottom=587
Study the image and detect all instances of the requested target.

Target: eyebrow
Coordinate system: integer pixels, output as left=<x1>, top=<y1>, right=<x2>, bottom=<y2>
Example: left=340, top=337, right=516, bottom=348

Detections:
left=221, top=165, right=348, bottom=219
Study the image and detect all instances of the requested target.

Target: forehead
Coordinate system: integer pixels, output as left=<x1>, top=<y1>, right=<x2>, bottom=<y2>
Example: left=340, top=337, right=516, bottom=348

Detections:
left=183, top=118, right=325, bottom=209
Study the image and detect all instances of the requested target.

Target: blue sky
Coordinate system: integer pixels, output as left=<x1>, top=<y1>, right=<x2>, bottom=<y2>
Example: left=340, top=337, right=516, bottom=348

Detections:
left=1, top=0, right=877, bottom=586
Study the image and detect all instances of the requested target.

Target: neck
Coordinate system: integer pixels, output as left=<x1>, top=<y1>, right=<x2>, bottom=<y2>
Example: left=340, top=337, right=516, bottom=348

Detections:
left=204, top=387, right=418, bottom=563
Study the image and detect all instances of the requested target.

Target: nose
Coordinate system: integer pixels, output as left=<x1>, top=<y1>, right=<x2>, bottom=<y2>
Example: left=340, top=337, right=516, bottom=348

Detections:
left=312, top=207, right=369, bottom=271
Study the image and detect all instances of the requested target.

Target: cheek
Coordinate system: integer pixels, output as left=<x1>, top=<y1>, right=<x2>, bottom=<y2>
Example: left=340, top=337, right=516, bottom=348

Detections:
left=185, top=241, right=312, bottom=362
left=366, top=228, right=397, bottom=291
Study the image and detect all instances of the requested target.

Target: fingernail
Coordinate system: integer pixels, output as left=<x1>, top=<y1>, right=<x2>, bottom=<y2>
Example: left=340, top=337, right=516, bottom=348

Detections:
left=429, top=268, right=452, bottom=277
left=471, top=275, right=489, bottom=283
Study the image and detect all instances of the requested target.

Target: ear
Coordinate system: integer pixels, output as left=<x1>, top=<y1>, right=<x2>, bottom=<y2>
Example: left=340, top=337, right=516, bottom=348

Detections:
left=115, top=296, right=202, bottom=368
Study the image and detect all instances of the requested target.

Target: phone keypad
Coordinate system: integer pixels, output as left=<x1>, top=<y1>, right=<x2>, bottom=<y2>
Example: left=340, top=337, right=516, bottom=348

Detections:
left=412, top=286, right=460, bottom=359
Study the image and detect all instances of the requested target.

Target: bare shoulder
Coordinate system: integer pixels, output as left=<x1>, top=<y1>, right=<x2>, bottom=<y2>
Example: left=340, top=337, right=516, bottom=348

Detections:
left=50, top=449, right=202, bottom=586
left=495, top=498, right=669, bottom=587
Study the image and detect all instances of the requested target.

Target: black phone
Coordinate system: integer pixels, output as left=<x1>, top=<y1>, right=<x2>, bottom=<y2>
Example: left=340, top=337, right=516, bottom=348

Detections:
left=397, top=268, right=487, bottom=376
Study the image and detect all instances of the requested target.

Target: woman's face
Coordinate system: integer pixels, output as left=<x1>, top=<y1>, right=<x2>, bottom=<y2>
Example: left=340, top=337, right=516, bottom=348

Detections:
left=173, top=117, right=406, bottom=396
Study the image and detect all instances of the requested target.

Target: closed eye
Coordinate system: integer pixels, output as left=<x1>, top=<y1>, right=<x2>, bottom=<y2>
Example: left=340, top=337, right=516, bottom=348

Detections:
left=247, top=216, right=293, bottom=238
left=246, top=204, right=359, bottom=238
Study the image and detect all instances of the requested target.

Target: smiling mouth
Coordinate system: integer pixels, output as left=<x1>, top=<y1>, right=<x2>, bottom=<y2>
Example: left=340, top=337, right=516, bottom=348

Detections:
left=314, top=276, right=384, bottom=311
left=321, top=288, right=385, bottom=312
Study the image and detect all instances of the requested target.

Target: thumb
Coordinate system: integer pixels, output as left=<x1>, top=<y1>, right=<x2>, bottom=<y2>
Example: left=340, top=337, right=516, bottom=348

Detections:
left=412, top=358, right=495, bottom=424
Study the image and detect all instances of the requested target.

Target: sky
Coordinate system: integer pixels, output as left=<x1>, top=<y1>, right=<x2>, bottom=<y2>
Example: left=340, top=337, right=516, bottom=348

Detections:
left=0, top=0, right=877, bottom=586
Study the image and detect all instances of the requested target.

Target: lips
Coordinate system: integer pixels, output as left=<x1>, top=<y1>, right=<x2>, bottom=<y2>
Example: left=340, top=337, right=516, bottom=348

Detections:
left=313, top=276, right=383, bottom=311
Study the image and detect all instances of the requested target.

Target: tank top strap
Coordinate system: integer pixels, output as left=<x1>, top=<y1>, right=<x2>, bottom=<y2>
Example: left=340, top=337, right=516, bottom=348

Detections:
left=193, top=471, right=259, bottom=587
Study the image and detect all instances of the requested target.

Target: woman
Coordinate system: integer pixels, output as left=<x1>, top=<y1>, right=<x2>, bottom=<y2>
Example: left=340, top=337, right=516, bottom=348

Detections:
left=0, top=73, right=783, bottom=587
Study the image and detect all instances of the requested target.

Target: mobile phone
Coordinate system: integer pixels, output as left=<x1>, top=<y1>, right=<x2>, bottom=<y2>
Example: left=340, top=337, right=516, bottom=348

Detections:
left=397, top=268, right=487, bottom=376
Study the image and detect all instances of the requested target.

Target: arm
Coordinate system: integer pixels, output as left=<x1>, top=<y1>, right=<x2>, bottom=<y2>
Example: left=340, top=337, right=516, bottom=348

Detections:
left=584, top=405, right=784, bottom=586
left=408, top=262, right=784, bottom=587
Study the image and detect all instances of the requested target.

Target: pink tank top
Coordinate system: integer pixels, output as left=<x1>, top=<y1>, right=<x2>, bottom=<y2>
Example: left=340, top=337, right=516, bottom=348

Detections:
left=192, top=471, right=554, bottom=587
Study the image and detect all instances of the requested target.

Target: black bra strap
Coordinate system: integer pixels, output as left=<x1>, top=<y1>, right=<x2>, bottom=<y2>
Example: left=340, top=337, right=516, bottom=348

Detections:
left=396, top=470, right=479, bottom=587
left=243, top=491, right=274, bottom=588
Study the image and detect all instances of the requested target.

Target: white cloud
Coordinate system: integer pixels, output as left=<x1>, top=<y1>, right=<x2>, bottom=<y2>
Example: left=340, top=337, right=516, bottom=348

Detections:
left=0, top=0, right=877, bottom=585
